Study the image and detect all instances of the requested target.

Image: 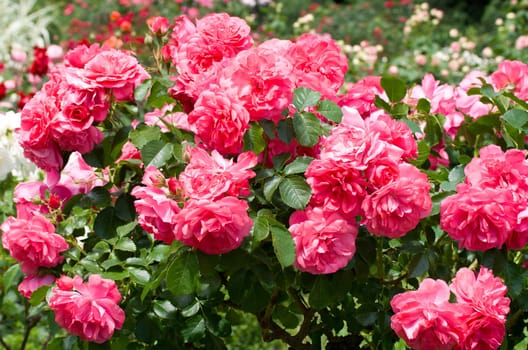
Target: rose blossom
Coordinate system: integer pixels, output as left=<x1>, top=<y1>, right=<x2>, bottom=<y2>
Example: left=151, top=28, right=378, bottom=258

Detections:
left=219, top=44, right=294, bottom=121
left=48, top=274, right=125, bottom=344
left=306, top=158, right=368, bottom=217
left=174, top=196, right=253, bottom=254
left=287, top=33, right=348, bottom=99
left=391, top=278, right=469, bottom=349
left=440, top=185, right=516, bottom=251
left=82, top=49, right=150, bottom=101
left=18, top=274, right=56, bottom=299
left=338, top=76, right=384, bottom=118
left=179, top=147, right=257, bottom=200
left=361, top=163, right=431, bottom=238
left=289, top=206, right=358, bottom=274
left=490, top=60, right=528, bottom=100
left=144, top=104, right=191, bottom=132
left=188, top=88, right=250, bottom=155
left=1, top=216, right=69, bottom=275
left=451, top=267, right=510, bottom=350
left=195, top=13, right=253, bottom=52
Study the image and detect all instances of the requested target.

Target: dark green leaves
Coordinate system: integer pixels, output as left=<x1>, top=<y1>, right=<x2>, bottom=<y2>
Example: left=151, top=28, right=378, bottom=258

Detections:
left=381, top=76, right=407, bottom=103
left=293, top=87, right=321, bottom=111
left=166, top=248, right=200, bottom=296
left=293, top=112, right=322, bottom=147
left=278, top=175, right=311, bottom=210
left=270, top=224, right=296, bottom=268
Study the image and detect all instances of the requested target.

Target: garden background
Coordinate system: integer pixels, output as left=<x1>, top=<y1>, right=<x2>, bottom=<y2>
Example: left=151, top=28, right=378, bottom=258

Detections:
left=2, top=0, right=528, bottom=349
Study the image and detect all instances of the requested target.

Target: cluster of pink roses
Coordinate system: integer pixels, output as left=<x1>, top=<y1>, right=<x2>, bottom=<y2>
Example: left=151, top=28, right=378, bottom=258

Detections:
left=131, top=147, right=257, bottom=254
left=290, top=107, right=432, bottom=274
left=441, top=145, right=528, bottom=251
left=17, top=43, right=149, bottom=179
left=155, top=12, right=347, bottom=157
left=391, top=267, right=510, bottom=350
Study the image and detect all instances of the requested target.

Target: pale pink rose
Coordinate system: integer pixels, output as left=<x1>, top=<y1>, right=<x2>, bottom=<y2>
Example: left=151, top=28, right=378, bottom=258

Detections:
left=491, top=60, right=528, bottom=99
left=83, top=50, right=150, bottom=101
left=18, top=274, right=56, bottom=299
left=141, top=166, right=167, bottom=187
left=391, top=279, right=469, bottom=350
left=48, top=274, right=125, bottom=344
left=257, top=38, right=294, bottom=56
left=174, top=196, right=253, bottom=254
left=189, top=88, right=250, bottom=155
left=60, top=152, right=106, bottom=195
left=196, top=0, right=213, bottom=8
left=306, top=158, right=367, bottom=217
left=440, top=186, right=516, bottom=251
left=179, top=147, right=257, bottom=200
left=289, top=206, right=358, bottom=274
left=219, top=45, right=294, bottom=121
left=144, top=104, right=191, bottom=132
left=451, top=267, right=510, bottom=350
left=362, top=163, right=432, bottom=238
left=455, top=70, right=491, bottom=120
left=14, top=181, right=53, bottom=219
left=11, top=48, right=27, bottom=63
left=196, top=13, right=253, bottom=52
left=17, top=91, right=63, bottom=172
left=47, top=45, right=64, bottom=61
left=131, top=185, right=180, bottom=244
left=116, top=141, right=141, bottom=163
left=287, top=33, right=348, bottom=98
left=515, top=35, right=528, bottom=50
left=338, top=76, right=384, bottom=118
left=1, top=216, right=69, bottom=275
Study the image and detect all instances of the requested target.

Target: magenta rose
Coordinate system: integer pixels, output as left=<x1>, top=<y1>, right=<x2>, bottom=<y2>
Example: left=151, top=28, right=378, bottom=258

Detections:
left=362, top=163, right=432, bottom=238
left=391, top=279, right=469, bottom=350
left=48, top=274, right=125, bottom=344
left=18, top=274, right=56, bottom=299
left=188, top=88, right=250, bottom=155
left=1, top=216, right=69, bottom=274
left=289, top=206, right=358, bottom=275
left=174, top=196, right=253, bottom=254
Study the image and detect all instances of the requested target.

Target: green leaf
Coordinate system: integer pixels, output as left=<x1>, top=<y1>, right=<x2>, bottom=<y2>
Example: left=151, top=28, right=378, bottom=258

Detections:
left=2, top=264, right=21, bottom=291
left=317, top=99, right=343, bottom=123
left=503, top=109, right=528, bottom=132
left=134, top=78, right=153, bottom=102
left=407, top=140, right=430, bottom=167
left=279, top=175, right=311, bottom=210
left=402, top=117, right=422, bottom=134
left=381, top=75, right=407, bottom=102
left=293, top=87, right=321, bottom=111
left=86, top=186, right=111, bottom=207
left=166, top=249, right=199, bottom=296
left=153, top=300, right=177, bottom=319
left=116, top=221, right=138, bottom=238
left=283, top=156, right=314, bottom=175
left=293, top=112, right=322, bottom=147
left=115, top=237, right=137, bottom=252
left=141, top=140, right=173, bottom=168
left=273, top=304, right=300, bottom=330
left=263, top=176, right=282, bottom=202
left=309, top=276, right=334, bottom=309
left=29, top=285, right=50, bottom=306
left=409, top=253, right=430, bottom=278
left=271, top=224, right=296, bottom=268
left=147, top=79, right=176, bottom=108
left=181, top=315, right=206, bottom=342
left=424, top=114, right=445, bottom=147
left=277, top=118, right=295, bottom=144
left=390, top=102, right=409, bottom=119
left=243, top=122, right=266, bottom=155
left=440, top=164, right=465, bottom=192
left=374, top=95, right=391, bottom=112
left=130, top=125, right=162, bottom=149
left=149, top=244, right=170, bottom=263
left=94, top=207, right=124, bottom=240
left=127, top=267, right=150, bottom=285
left=251, top=214, right=270, bottom=242
left=416, top=98, right=431, bottom=114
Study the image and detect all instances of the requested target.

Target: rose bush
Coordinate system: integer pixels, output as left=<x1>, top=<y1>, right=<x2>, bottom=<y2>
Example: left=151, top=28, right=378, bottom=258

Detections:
left=3, top=8, right=528, bottom=350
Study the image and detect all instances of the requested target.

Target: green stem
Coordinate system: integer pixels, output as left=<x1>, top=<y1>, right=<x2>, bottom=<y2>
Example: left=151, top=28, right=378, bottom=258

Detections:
left=376, top=237, right=384, bottom=281
left=0, top=334, right=10, bottom=350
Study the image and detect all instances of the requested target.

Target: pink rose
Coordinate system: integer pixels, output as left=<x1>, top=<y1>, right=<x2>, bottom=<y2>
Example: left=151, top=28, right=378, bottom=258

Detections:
left=144, top=104, right=191, bottom=132
left=491, top=60, right=528, bottom=99
left=147, top=16, right=170, bottom=34
left=289, top=206, right=358, bottom=274
left=367, top=111, right=418, bottom=161
left=174, top=196, right=253, bottom=254
left=196, top=13, right=253, bottom=52
left=18, top=274, right=56, bottom=299
left=338, top=76, right=384, bottom=118
left=440, top=186, right=516, bottom=251
left=306, top=158, right=367, bottom=217
left=189, top=88, right=250, bottom=155
left=1, top=216, right=69, bottom=274
left=391, top=279, right=468, bottom=350
left=48, top=274, right=125, bottom=344
left=60, top=152, right=106, bottom=195
left=219, top=44, right=294, bottom=121
left=287, top=33, right=348, bottom=98
left=131, top=185, right=180, bottom=244
left=83, top=49, right=150, bottom=101
left=451, top=267, right=510, bottom=350
left=362, top=163, right=432, bottom=238
left=179, top=147, right=257, bottom=200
